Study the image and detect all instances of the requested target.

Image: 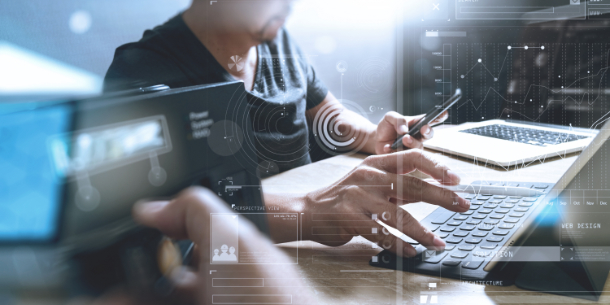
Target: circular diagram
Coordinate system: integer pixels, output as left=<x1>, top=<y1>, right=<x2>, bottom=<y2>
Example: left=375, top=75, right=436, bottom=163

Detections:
left=312, top=99, right=370, bottom=156
left=356, top=58, right=392, bottom=100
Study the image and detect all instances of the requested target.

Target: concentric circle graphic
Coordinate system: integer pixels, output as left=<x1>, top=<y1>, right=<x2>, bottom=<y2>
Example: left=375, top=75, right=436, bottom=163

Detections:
left=357, top=58, right=391, bottom=95
left=313, top=99, right=370, bottom=156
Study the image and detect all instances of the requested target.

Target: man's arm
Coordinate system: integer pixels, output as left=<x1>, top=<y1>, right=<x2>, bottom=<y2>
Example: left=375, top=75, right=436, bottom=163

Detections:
left=306, top=92, right=448, bottom=154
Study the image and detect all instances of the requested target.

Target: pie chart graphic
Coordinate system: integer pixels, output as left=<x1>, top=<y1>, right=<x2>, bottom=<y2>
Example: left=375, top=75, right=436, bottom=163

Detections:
left=228, top=55, right=244, bottom=72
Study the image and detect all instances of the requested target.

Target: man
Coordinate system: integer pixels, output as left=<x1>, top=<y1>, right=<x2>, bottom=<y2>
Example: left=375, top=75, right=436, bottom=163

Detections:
left=104, top=0, right=468, bottom=257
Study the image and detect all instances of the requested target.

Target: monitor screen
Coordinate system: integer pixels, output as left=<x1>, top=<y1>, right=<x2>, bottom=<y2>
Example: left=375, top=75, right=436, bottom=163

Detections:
left=0, top=103, right=72, bottom=242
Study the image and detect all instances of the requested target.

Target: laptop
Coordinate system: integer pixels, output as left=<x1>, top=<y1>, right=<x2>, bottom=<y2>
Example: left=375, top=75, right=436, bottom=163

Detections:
left=424, top=119, right=598, bottom=166
left=372, top=118, right=610, bottom=300
left=0, top=81, right=266, bottom=291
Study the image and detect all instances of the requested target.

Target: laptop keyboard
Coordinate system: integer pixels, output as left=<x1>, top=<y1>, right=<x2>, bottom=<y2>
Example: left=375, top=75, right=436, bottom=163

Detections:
left=372, top=181, right=553, bottom=279
left=459, top=124, right=589, bottom=146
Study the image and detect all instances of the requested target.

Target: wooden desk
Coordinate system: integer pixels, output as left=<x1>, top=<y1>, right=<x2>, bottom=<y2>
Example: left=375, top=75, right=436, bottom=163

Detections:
left=262, top=149, right=610, bottom=304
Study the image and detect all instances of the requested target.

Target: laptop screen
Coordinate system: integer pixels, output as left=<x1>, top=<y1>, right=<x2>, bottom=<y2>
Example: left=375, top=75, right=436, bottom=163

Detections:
left=0, top=103, right=72, bottom=242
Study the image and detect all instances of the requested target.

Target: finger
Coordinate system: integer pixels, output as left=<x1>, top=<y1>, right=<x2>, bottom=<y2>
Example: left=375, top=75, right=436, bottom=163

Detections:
left=169, top=266, right=200, bottom=293
left=362, top=169, right=469, bottom=212
left=370, top=224, right=418, bottom=258
left=382, top=111, right=409, bottom=135
left=401, top=134, right=422, bottom=149
left=366, top=202, right=446, bottom=252
left=431, top=110, right=449, bottom=124
left=395, top=209, right=445, bottom=251
left=420, top=125, right=434, bottom=140
left=398, top=175, right=470, bottom=212
left=365, top=150, right=461, bottom=185
left=407, top=114, right=425, bottom=127
left=133, top=187, right=232, bottom=245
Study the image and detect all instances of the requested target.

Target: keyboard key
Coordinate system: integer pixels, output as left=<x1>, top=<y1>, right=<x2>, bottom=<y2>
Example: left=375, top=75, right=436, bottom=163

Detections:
left=523, top=198, right=537, bottom=202
left=484, top=204, right=498, bottom=209
left=458, top=244, right=475, bottom=251
left=472, top=214, right=487, bottom=219
left=476, top=195, right=491, bottom=201
left=428, top=225, right=440, bottom=232
left=490, top=214, right=505, bottom=219
left=469, top=205, right=480, bottom=210
left=487, top=236, right=503, bottom=242
left=437, top=233, right=449, bottom=238
left=484, top=219, right=500, bottom=225
left=461, top=210, right=475, bottom=216
left=447, top=221, right=463, bottom=226
left=498, top=223, right=515, bottom=229
left=454, top=215, right=468, bottom=221
left=500, top=203, right=515, bottom=208
left=453, top=231, right=469, bottom=237
left=519, top=202, right=534, bottom=207
left=465, top=238, right=482, bottom=244
left=493, top=195, right=507, bottom=199
left=493, top=230, right=510, bottom=236
left=489, top=200, right=503, bottom=204
left=470, top=200, right=485, bottom=206
left=509, top=196, right=522, bottom=199
left=440, top=226, right=456, bottom=232
left=467, top=220, right=481, bottom=225
left=444, top=244, right=456, bottom=251
left=461, top=225, right=476, bottom=231
left=534, top=185, right=548, bottom=189
left=495, top=208, right=510, bottom=214
left=451, top=251, right=469, bottom=259
left=464, top=194, right=476, bottom=200
left=480, top=243, right=498, bottom=250
left=424, top=251, right=448, bottom=264
left=472, top=231, right=488, bottom=237
left=478, top=224, right=495, bottom=231
left=442, top=259, right=461, bottom=266
left=462, top=260, right=484, bottom=269
left=446, top=237, right=463, bottom=244
left=515, top=207, right=529, bottom=212
left=506, top=199, right=520, bottom=203
left=504, top=218, right=520, bottom=223
left=509, top=212, right=525, bottom=217
left=478, top=209, right=492, bottom=214
left=431, top=211, right=457, bottom=225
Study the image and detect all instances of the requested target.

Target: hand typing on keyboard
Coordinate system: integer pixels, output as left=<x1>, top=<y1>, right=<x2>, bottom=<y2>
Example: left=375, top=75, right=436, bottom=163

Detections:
left=301, top=150, right=471, bottom=257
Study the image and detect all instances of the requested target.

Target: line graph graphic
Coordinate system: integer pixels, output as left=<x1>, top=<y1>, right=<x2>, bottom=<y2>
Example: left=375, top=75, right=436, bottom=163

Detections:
left=451, top=42, right=610, bottom=126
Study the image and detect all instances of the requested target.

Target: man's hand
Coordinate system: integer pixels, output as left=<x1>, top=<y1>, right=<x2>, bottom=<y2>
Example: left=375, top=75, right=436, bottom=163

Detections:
left=374, top=110, right=448, bottom=154
left=129, top=187, right=313, bottom=304
left=301, top=150, right=469, bottom=257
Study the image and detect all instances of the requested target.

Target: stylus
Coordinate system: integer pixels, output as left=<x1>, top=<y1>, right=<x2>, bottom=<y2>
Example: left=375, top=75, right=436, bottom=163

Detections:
left=440, top=184, right=545, bottom=197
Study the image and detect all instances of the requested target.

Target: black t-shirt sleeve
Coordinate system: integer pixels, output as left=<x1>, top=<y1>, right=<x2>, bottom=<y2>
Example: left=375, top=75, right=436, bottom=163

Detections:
left=103, top=47, right=190, bottom=92
left=305, top=62, right=329, bottom=110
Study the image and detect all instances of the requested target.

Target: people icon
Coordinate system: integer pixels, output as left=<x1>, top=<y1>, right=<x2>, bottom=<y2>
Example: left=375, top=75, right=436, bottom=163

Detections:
left=228, top=246, right=237, bottom=261
left=219, top=244, right=229, bottom=260
left=212, top=244, right=238, bottom=262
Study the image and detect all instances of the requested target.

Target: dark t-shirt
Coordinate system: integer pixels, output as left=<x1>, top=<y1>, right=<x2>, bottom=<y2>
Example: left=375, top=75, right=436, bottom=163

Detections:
left=104, top=15, right=328, bottom=175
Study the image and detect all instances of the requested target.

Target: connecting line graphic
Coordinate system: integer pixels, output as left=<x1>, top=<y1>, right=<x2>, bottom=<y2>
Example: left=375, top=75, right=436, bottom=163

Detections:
left=457, top=48, right=610, bottom=115
left=459, top=46, right=545, bottom=81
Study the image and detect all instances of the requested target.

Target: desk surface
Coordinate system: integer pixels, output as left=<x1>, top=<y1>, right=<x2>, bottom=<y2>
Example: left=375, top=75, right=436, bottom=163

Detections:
left=262, top=148, right=610, bottom=304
